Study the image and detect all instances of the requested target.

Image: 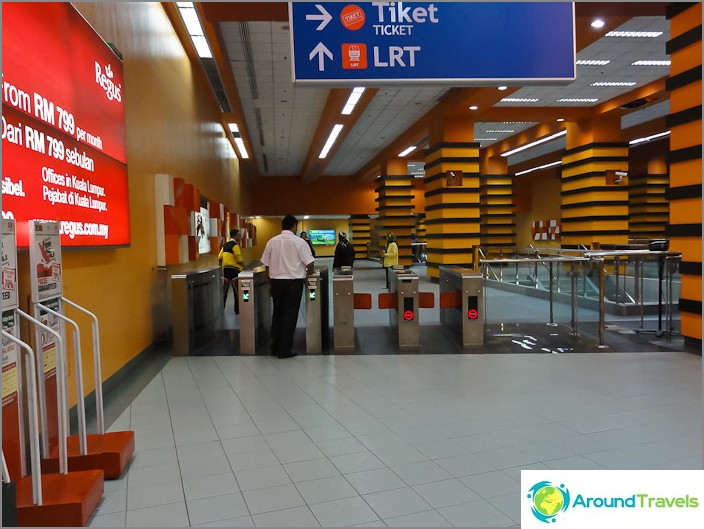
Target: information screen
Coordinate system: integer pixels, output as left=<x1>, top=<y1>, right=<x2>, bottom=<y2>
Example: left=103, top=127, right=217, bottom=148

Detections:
left=2, top=2, right=130, bottom=247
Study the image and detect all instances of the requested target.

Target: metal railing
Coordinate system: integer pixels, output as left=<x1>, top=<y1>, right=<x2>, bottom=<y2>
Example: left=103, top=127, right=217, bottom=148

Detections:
left=479, top=248, right=681, bottom=346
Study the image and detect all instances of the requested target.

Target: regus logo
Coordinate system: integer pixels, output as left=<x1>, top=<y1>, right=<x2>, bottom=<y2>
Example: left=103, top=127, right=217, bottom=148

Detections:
left=95, top=61, right=122, bottom=102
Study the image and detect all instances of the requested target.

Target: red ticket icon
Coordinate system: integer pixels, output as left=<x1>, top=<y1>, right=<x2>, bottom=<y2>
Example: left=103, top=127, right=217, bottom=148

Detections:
left=342, top=43, right=367, bottom=69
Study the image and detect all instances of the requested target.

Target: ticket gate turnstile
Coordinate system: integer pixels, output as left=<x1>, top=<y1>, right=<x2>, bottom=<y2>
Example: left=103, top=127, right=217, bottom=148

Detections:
left=440, top=266, right=484, bottom=349
left=305, top=267, right=329, bottom=354
left=390, top=268, right=420, bottom=352
left=332, top=269, right=354, bottom=353
left=238, top=266, right=271, bottom=355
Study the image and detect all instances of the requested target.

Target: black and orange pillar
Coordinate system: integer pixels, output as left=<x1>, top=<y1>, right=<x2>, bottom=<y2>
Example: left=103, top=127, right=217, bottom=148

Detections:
left=349, top=214, right=371, bottom=259
left=628, top=150, right=669, bottom=240
left=424, top=116, right=480, bottom=278
left=666, top=2, right=702, bottom=347
left=375, top=159, right=414, bottom=266
left=561, top=115, right=629, bottom=248
left=480, top=152, right=516, bottom=257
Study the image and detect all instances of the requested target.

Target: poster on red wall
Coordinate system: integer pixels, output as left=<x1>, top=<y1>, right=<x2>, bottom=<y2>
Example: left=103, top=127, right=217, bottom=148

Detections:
left=2, top=2, right=130, bottom=247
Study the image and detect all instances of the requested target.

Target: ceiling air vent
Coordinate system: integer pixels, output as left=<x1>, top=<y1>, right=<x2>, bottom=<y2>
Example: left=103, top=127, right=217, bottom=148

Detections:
left=201, top=58, right=232, bottom=113
left=620, top=97, right=653, bottom=110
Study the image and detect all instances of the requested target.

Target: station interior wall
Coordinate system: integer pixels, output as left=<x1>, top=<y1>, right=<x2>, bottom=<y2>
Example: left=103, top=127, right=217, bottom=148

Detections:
left=14, top=2, right=251, bottom=407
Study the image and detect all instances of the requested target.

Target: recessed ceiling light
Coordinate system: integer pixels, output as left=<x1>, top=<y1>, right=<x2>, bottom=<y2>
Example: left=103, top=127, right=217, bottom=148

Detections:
left=319, top=124, right=344, bottom=158
left=341, top=87, right=365, bottom=115
left=501, top=130, right=567, bottom=157
left=629, top=130, right=670, bottom=145
left=501, top=98, right=540, bottom=103
left=606, top=31, right=663, bottom=38
left=556, top=98, right=599, bottom=103
left=498, top=86, right=508, bottom=91
left=591, top=19, right=605, bottom=29
left=469, top=105, right=479, bottom=110
left=576, top=59, right=611, bottom=65
left=398, top=145, right=417, bottom=157
left=556, top=118, right=565, bottom=122
left=631, top=60, right=671, bottom=66
left=590, top=81, right=637, bottom=87
left=515, top=160, right=562, bottom=176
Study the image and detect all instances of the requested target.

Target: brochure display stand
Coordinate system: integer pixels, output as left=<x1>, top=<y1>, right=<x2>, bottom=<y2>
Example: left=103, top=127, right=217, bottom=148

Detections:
left=3, top=219, right=103, bottom=526
left=28, top=221, right=134, bottom=480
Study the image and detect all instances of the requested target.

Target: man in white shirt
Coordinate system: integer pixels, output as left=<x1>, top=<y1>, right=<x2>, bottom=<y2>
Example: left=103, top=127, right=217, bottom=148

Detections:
left=261, top=214, right=315, bottom=359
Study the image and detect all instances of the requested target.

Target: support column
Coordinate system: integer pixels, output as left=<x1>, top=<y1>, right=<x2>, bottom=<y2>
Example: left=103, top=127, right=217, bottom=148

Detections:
left=666, top=2, right=702, bottom=347
left=349, top=214, right=371, bottom=259
left=376, top=159, right=414, bottom=266
left=480, top=152, right=516, bottom=257
left=628, top=160, right=669, bottom=239
left=561, top=115, right=629, bottom=248
left=424, top=116, right=480, bottom=279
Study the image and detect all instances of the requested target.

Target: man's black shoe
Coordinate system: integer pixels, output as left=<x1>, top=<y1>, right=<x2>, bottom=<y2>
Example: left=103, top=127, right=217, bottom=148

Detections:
left=277, top=352, right=297, bottom=359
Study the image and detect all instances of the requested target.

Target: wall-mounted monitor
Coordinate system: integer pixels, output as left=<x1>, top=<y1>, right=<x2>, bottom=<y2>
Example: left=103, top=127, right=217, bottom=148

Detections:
left=2, top=3, right=130, bottom=247
left=308, top=229, right=336, bottom=246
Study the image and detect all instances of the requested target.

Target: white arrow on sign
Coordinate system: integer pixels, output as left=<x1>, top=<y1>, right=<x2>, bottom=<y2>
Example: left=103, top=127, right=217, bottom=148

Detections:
left=309, top=42, right=333, bottom=72
left=306, top=4, right=332, bottom=31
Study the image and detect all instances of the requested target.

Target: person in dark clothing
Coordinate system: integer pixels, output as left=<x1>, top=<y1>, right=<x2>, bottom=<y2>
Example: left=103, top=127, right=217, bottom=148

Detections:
left=332, top=231, right=355, bottom=269
left=300, top=231, right=316, bottom=258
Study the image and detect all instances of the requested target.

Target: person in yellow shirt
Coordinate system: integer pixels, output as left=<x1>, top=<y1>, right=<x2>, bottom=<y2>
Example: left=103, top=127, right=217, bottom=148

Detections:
left=218, top=229, right=244, bottom=313
left=382, top=233, right=398, bottom=289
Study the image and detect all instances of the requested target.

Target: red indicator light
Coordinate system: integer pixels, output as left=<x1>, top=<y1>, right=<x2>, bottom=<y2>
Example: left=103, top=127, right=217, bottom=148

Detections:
left=467, top=309, right=479, bottom=320
left=403, top=310, right=414, bottom=321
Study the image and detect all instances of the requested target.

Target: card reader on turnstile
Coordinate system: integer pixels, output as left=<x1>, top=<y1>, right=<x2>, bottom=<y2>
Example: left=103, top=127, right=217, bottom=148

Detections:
left=308, top=277, right=317, bottom=301
left=241, top=280, right=251, bottom=302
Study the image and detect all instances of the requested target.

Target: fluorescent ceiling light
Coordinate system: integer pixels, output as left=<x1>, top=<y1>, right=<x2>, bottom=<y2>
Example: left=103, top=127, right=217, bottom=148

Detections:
left=515, top=160, right=562, bottom=176
left=498, top=86, right=508, bottom=90
left=590, top=81, right=637, bottom=87
left=501, top=130, right=566, bottom=157
left=319, top=124, right=344, bottom=158
left=502, top=121, right=531, bottom=124
left=606, top=31, right=663, bottom=38
left=177, top=2, right=194, bottom=7
left=576, top=59, right=611, bottom=65
left=486, top=129, right=515, bottom=133
left=475, top=138, right=498, bottom=141
left=629, top=130, right=670, bottom=145
left=501, top=98, right=540, bottom=103
left=191, top=35, right=212, bottom=58
left=398, top=146, right=417, bottom=157
left=228, top=123, right=249, bottom=159
left=591, top=19, right=605, bottom=29
left=632, top=60, right=671, bottom=66
left=556, top=98, right=598, bottom=103
left=341, top=87, right=365, bottom=115
left=180, top=7, right=204, bottom=35
left=556, top=118, right=565, bottom=122
left=469, top=105, right=478, bottom=110
left=303, top=215, right=310, bottom=220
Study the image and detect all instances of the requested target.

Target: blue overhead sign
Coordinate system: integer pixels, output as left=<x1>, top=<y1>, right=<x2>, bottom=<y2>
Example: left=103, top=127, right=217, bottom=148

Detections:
left=289, top=2, right=576, bottom=84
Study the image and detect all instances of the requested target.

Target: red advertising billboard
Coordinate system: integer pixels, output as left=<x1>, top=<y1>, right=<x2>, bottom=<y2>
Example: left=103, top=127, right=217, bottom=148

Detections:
left=2, top=2, right=130, bottom=247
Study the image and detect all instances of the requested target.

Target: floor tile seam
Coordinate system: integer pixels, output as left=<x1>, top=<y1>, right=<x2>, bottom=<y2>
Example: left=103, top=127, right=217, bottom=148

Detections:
left=381, top=507, right=453, bottom=526
left=484, top=495, right=521, bottom=524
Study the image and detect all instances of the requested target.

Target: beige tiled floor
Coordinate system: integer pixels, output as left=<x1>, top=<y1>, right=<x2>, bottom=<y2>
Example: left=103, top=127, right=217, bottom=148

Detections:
left=90, top=351, right=701, bottom=527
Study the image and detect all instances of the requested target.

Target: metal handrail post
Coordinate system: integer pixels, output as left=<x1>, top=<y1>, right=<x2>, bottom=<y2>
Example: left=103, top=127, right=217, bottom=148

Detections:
left=36, top=302, right=87, bottom=455
left=636, top=260, right=644, bottom=329
left=2, top=331, right=43, bottom=505
left=515, top=261, right=519, bottom=284
left=15, top=309, right=66, bottom=464
left=571, top=262, right=578, bottom=335
left=614, top=255, right=620, bottom=302
left=556, top=261, right=561, bottom=294
left=597, top=258, right=608, bottom=348
left=61, top=297, right=105, bottom=435
left=657, top=255, right=664, bottom=336
left=548, top=261, right=555, bottom=325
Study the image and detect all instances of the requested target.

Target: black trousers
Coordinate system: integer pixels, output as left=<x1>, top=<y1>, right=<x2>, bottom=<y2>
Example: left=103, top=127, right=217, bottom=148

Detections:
left=223, top=267, right=240, bottom=312
left=270, top=278, right=304, bottom=356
